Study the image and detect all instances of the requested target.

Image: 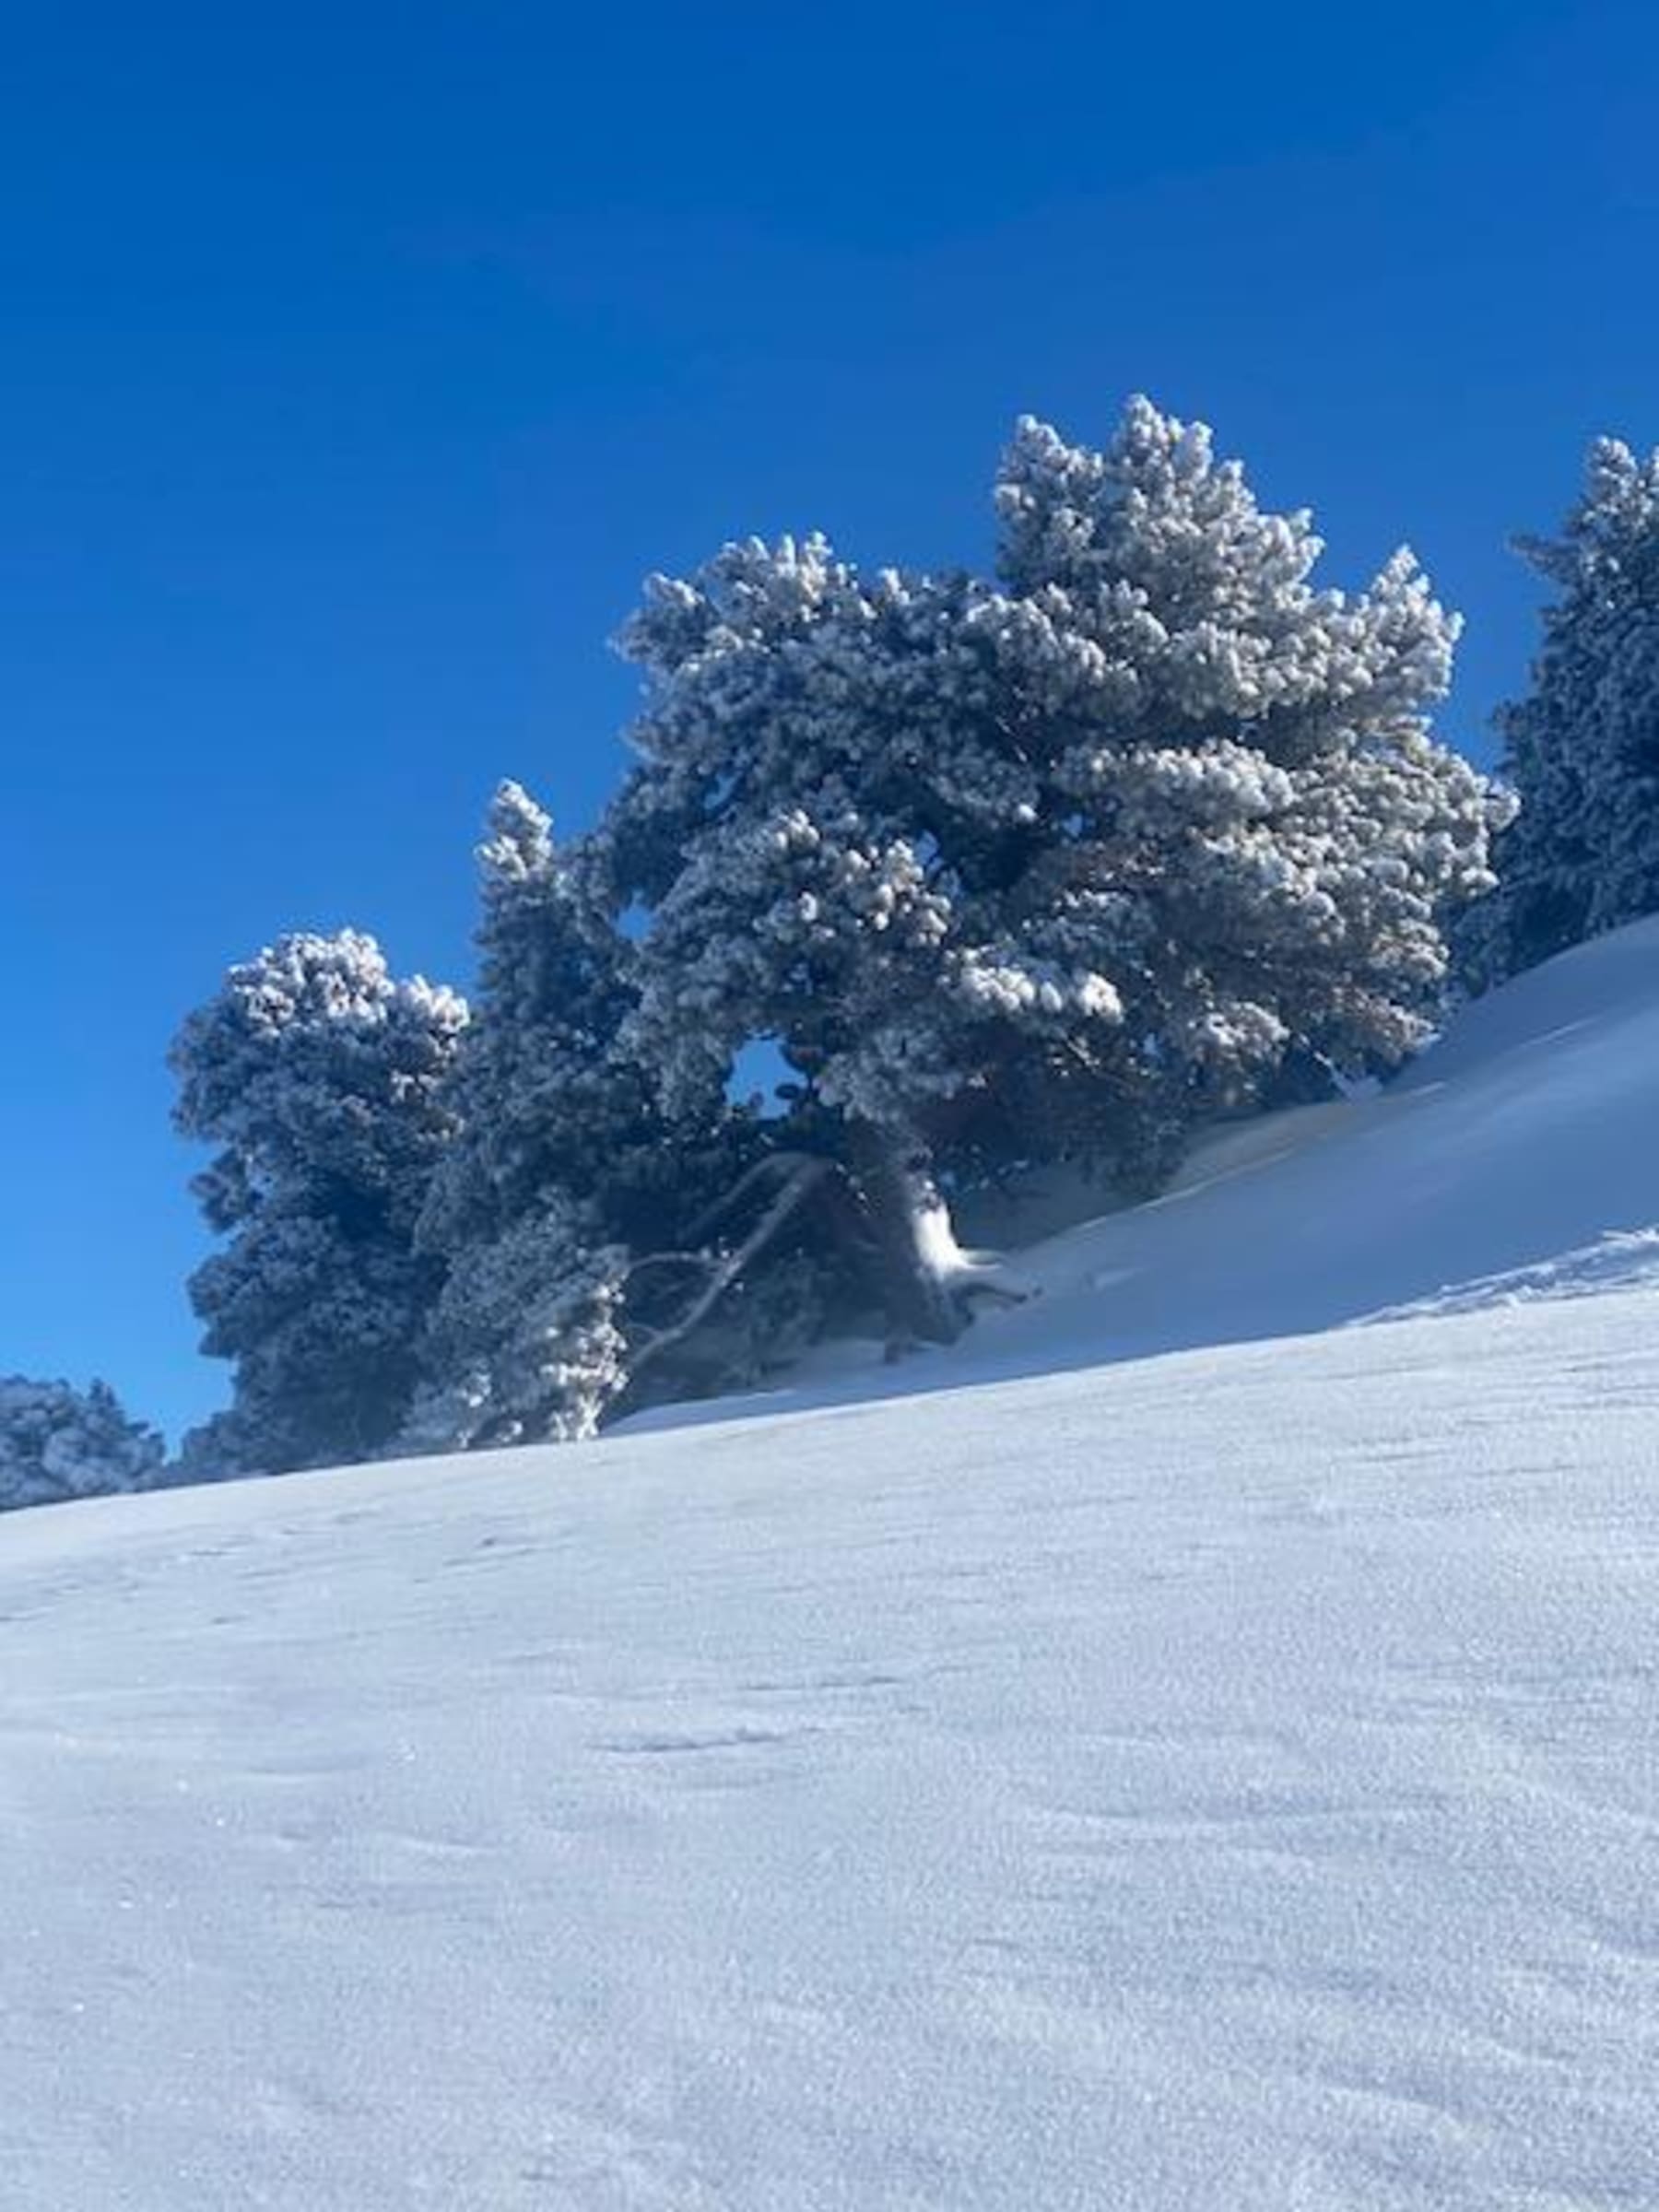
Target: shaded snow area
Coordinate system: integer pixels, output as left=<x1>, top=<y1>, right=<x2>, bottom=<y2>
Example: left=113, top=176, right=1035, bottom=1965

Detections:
left=6, top=921, right=1659, bottom=2208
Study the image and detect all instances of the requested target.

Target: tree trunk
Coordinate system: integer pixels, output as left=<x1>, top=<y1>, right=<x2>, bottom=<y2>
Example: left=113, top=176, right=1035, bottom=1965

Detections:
left=846, top=1120, right=966, bottom=1347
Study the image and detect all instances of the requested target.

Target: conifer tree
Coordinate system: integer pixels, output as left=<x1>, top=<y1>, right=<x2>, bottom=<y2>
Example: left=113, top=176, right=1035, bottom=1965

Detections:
left=606, top=397, right=1503, bottom=1339
left=408, top=784, right=653, bottom=1446
left=408, top=783, right=830, bottom=1446
left=171, top=930, right=467, bottom=1476
left=1461, top=436, right=1659, bottom=988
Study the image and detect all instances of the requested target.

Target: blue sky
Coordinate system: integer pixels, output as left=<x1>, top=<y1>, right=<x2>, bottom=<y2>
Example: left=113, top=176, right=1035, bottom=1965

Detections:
left=2, top=0, right=1654, bottom=1442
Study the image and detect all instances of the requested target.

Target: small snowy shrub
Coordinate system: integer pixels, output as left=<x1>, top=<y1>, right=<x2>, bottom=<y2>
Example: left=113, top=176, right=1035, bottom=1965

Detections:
left=0, top=1375, right=166, bottom=1512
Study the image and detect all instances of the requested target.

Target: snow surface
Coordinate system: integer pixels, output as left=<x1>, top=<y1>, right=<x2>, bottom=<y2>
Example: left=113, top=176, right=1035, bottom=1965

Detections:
left=6, top=924, right=1659, bottom=2208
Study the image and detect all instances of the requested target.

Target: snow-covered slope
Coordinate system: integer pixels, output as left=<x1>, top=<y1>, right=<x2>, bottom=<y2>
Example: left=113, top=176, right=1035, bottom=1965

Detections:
left=655, top=914, right=1659, bottom=1430
left=6, top=925, right=1659, bottom=2209
left=1010, top=911, right=1659, bottom=1358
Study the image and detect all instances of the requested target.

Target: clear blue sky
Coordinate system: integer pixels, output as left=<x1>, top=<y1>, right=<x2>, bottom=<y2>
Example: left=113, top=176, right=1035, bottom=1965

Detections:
left=3, top=1, right=1654, bottom=1443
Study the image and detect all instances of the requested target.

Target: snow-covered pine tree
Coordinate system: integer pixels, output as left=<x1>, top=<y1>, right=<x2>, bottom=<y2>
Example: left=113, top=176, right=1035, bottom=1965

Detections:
left=408, top=783, right=651, bottom=1446
left=170, top=930, right=468, bottom=1477
left=409, top=782, right=833, bottom=1447
left=1459, top=435, right=1659, bottom=989
left=404, top=1193, right=632, bottom=1450
left=0, top=1374, right=166, bottom=1512
left=418, top=782, right=691, bottom=1257
left=607, top=396, right=1504, bottom=1340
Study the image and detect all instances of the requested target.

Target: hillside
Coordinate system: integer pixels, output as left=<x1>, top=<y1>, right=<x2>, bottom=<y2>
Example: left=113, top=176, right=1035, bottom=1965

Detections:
left=6, top=924, right=1659, bottom=2209
left=645, top=912, right=1659, bottom=1432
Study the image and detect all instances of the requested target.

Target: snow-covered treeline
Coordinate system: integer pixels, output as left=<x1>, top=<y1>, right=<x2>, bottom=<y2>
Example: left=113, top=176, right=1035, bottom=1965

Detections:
left=10, top=394, right=1657, bottom=1500
left=159, top=395, right=1508, bottom=1479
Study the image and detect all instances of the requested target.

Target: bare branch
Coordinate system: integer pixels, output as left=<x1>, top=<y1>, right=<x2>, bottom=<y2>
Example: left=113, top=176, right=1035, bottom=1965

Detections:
left=680, top=1149, right=823, bottom=1248
left=622, top=1157, right=832, bottom=1390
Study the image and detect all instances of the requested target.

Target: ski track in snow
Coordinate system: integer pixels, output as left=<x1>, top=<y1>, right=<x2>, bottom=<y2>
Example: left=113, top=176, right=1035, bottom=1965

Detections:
left=6, top=921, right=1659, bottom=2207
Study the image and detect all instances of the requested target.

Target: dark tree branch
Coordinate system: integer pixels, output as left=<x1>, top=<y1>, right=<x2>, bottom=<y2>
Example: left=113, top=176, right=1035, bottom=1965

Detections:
left=620, top=1156, right=834, bottom=1390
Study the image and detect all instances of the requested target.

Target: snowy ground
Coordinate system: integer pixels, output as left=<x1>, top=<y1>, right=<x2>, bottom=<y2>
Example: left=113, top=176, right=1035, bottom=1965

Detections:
left=6, top=925, right=1659, bottom=2209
